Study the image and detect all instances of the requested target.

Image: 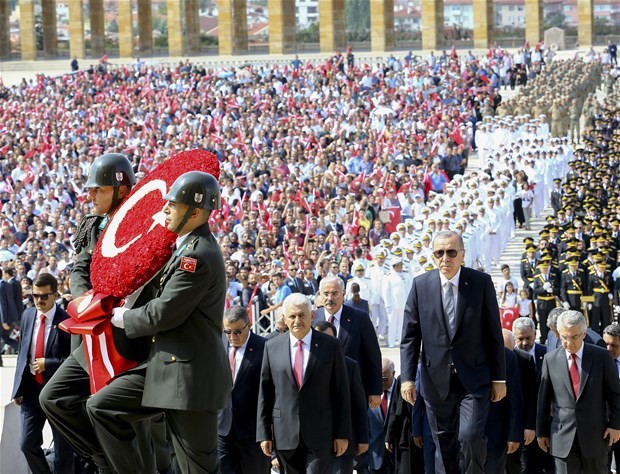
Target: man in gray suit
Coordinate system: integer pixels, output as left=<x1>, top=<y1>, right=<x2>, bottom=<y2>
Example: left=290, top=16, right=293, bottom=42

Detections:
left=86, top=171, right=230, bottom=473
left=537, top=310, right=620, bottom=472
left=257, top=293, right=351, bottom=473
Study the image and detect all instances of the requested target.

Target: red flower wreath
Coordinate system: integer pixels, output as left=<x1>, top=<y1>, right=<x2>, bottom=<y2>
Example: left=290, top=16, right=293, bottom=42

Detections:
left=90, top=149, right=221, bottom=297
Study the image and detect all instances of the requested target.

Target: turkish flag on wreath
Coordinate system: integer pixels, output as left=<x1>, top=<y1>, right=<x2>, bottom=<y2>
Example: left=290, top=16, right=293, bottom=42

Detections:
left=61, top=149, right=221, bottom=393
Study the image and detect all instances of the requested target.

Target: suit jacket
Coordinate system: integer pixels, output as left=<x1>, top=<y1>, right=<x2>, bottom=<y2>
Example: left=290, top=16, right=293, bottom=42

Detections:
left=314, top=305, right=382, bottom=397
left=284, top=276, right=304, bottom=294
left=256, top=330, right=351, bottom=451
left=0, top=279, right=19, bottom=325
left=485, top=348, right=523, bottom=451
left=124, top=223, right=231, bottom=411
left=514, top=347, right=537, bottom=431
left=533, top=343, right=547, bottom=380
left=345, top=356, right=369, bottom=455
left=218, top=332, right=266, bottom=440
left=537, top=344, right=620, bottom=459
left=11, top=305, right=72, bottom=399
left=401, top=267, right=506, bottom=401
left=367, top=378, right=399, bottom=470
left=9, top=277, right=24, bottom=317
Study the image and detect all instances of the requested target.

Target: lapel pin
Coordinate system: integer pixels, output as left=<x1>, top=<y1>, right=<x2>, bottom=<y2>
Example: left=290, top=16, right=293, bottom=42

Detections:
left=249, top=348, right=253, bottom=352
left=315, top=343, right=318, bottom=347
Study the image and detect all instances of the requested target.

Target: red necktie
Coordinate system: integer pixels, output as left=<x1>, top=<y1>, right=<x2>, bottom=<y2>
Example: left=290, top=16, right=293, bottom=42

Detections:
left=569, top=353, right=580, bottom=398
left=294, top=340, right=304, bottom=389
left=229, top=346, right=237, bottom=382
left=381, top=390, right=388, bottom=418
left=328, top=314, right=335, bottom=324
left=34, top=314, right=45, bottom=384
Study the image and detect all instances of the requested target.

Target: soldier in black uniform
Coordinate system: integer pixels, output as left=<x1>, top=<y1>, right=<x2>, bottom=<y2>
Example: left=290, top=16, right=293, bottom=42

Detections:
left=87, top=171, right=230, bottom=474
left=560, top=257, right=586, bottom=311
left=40, top=154, right=168, bottom=473
left=550, top=178, right=563, bottom=216
left=532, top=261, right=559, bottom=344
left=587, top=259, right=614, bottom=335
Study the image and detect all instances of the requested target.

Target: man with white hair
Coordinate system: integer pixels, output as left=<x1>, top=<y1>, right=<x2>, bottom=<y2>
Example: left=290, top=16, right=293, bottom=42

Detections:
left=537, top=310, right=620, bottom=472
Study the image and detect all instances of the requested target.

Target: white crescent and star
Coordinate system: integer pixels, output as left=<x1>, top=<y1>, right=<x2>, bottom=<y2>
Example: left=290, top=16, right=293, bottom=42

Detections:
left=101, top=179, right=168, bottom=258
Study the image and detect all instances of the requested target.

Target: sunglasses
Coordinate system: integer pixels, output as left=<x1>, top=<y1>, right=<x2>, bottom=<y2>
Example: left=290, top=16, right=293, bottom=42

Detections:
left=223, top=323, right=249, bottom=336
left=432, top=249, right=462, bottom=259
left=33, top=292, right=55, bottom=300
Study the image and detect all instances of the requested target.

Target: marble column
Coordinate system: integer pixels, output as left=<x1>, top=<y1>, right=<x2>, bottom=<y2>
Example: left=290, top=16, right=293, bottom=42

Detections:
left=89, top=0, right=105, bottom=57
left=68, top=0, right=85, bottom=59
left=137, top=0, right=152, bottom=55
left=41, top=0, right=58, bottom=56
left=219, top=0, right=248, bottom=55
left=185, top=0, right=201, bottom=54
left=319, top=0, right=346, bottom=53
left=268, top=0, right=295, bottom=54
left=577, top=0, right=593, bottom=48
left=472, top=0, right=493, bottom=49
left=0, top=0, right=10, bottom=58
left=421, top=0, right=444, bottom=50
left=118, top=0, right=133, bottom=57
left=20, top=0, right=37, bottom=60
left=525, top=0, right=543, bottom=47
left=167, top=0, right=184, bottom=56
left=370, top=0, right=395, bottom=52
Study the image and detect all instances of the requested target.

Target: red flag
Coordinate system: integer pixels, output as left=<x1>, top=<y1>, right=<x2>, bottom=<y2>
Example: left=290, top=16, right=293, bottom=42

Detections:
left=383, top=207, right=401, bottom=234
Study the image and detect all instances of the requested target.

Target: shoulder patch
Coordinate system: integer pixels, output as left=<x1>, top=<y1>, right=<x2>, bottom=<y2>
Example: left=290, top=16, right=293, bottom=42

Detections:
left=180, top=256, right=197, bottom=273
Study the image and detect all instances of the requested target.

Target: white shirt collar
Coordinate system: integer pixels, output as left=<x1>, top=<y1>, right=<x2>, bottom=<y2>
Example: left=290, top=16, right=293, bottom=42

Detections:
left=40, top=304, right=57, bottom=321
left=324, top=305, right=344, bottom=323
left=175, top=233, right=192, bottom=251
left=439, top=267, right=462, bottom=288
left=290, top=330, right=313, bottom=349
left=565, top=342, right=585, bottom=361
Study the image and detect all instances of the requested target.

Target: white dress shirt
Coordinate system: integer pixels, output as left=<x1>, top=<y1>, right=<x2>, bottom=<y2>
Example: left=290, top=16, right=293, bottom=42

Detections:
left=289, top=331, right=313, bottom=382
left=30, top=305, right=56, bottom=375
left=324, top=306, right=344, bottom=335
left=565, top=343, right=585, bottom=380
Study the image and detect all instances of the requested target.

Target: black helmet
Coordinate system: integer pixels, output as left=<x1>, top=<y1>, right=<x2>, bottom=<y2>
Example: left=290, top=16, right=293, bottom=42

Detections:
left=85, top=153, right=136, bottom=188
left=164, top=171, right=221, bottom=210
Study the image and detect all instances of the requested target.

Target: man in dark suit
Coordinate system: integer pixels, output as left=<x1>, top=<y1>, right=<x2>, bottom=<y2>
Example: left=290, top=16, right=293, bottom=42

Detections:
left=400, top=230, right=506, bottom=474
left=603, top=323, right=620, bottom=473
left=366, top=358, right=398, bottom=474
left=0, top=266, right=20, bottom=366
left=218, top=305, right=270, bottom=473
left=511, top=317, right=553, bottom=473
left=284, top=264, right=305, bottom=294
left=11, top=273, right=74, bottom=474
left=257, top=293, right=351, bottom=473
left=5, top=267, right=24, bottom=317
left=314, top=275, right=382, bottom=409
left=484, top=330, right=523, bottom=474
left=537, top=310, right=620, bottom=472
left=314, top=320, right=369, bottom=474
left=85, top=171, right=230, bottom=473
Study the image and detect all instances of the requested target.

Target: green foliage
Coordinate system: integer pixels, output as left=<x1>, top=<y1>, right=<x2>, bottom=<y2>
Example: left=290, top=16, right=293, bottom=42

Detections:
left=544, top=12, right=566, bottom=29
left=297, top=23, right=320, bottom=43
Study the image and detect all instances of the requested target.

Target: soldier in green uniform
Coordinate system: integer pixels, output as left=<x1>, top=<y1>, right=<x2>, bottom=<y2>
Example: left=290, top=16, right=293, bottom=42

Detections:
left=40, top=154, right=165, bottom=473
left=87, top=171, right=230, bottom=474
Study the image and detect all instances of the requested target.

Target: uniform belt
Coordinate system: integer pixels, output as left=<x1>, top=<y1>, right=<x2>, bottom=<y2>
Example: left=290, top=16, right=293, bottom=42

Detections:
left=567, top=290, right=582, bottom=295
left=537, top=295, right=555, bottom=301
left=593, top=289, right=608, bottom=293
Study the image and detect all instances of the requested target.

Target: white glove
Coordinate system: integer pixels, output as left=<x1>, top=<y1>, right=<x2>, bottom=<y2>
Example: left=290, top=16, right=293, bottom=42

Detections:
left=609, top=293, right=614, bottom=300
left=111, top=307, right=129, bottom=329
left=529, top=283, right=535, bottom=289
left=543, top=282, right=552, bottom=291
left=587, top=303, right=593, bottom=310
left=615, top=305, right=620, bottom=313
left=562, top=301, right=570, bottom=310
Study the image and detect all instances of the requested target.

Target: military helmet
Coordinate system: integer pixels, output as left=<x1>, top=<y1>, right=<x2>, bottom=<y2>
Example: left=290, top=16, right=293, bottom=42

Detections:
left=164, top=171, right=221, bottom=210
left=85, top=153, right=136, bottom=188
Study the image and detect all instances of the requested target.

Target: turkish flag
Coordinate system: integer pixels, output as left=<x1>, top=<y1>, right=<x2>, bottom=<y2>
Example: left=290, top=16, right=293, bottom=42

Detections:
left=500, top=307, right=520, bottom=330
left=383, top=207, right=401, bottom=234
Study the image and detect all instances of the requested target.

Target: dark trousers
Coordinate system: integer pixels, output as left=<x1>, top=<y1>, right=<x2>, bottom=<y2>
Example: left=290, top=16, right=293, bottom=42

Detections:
left=20, top=390, right=75, bottom=474
left=425, top=375, right=490, bottom=474
left=484, top=447, right=506, bottom=474
left=217, top=433, right=271, bottom=473
left=278, top=441, right=331, bottom=474
left=536, top=300, right=556, bottom=345
left=554, top=433, right=607, bottom=474
left=39, top=354, right=157, bottom=472
left=609, top=439, right=620, bottom=474
left=590, top=303, right=611, bottom=336
left=329, top=453, right=354, bottom=474
left=506, top=442, right=554, bottom=474
left=85, top=368, right=219, bottom=474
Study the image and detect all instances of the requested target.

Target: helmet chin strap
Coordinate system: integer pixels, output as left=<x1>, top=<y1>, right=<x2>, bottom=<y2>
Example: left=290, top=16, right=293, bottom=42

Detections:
left=110, top=187, right=120, bottom=213
left=172, top=207, right=196, bottom=235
